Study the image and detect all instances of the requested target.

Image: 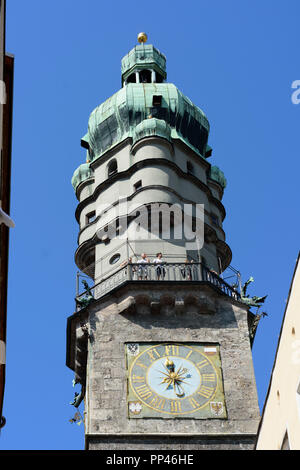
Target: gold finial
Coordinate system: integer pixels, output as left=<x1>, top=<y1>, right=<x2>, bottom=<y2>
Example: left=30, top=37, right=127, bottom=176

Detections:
left=138, top=32, right=148, bottom=44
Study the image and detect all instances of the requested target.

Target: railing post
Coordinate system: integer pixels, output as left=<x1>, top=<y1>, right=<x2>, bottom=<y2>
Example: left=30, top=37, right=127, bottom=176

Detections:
left=127, top=263, right=132, bottom=281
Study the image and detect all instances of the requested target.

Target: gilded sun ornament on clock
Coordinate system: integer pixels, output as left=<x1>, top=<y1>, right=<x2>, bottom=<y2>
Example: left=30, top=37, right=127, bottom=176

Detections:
left=126, top=343, right=227, bottom=419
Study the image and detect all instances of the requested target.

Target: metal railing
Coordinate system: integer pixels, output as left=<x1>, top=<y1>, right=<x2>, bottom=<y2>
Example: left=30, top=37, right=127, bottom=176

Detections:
left=75, top=262, right=240, bottom=310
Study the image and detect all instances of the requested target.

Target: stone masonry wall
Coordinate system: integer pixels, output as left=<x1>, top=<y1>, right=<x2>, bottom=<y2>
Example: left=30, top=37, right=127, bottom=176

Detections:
left=83, top=283, right=260, bottom=450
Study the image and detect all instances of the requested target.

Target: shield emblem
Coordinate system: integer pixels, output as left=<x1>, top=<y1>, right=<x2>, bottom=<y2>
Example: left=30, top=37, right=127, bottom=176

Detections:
left=129, top=401, right=142, bottom=415
left=210, top=402, right=224, bottom=416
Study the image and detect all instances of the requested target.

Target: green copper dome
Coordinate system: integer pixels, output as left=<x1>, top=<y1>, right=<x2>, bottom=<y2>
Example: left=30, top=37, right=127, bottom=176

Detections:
left=121, top=44, right=166, bottom=83
left=71, top=162, right=93, bottom=190
left=133, top=118, right=171, bottom=145
left=87, top=82, right=210, bottom=161
left=209, top=165, right=227, bottom=189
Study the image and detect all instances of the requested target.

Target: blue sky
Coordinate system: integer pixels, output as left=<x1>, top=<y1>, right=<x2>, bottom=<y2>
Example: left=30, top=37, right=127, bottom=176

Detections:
left=1, top=0, right=299, bottom=449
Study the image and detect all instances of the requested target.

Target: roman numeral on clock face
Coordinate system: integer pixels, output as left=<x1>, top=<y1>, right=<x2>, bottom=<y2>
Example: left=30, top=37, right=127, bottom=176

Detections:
left=149, top=396, right=165, bottom=410
left=170, top=400, right=182, bottom=413
left=135, top=384, right=152, bottom=400
left=132, top=375, right=145, bottom=383
left=202, top=373, right=216, bottom=382
left=197, top=385, right=214, bottom=398
left=196, top=359, right=209, bottom=369
left=189, top=397, right=200, bottom=409
left=164, top=345, right=179, bottom=356
left=147, top=348, right=161, bottom=362
left=136, top=361, right=147, bottom=370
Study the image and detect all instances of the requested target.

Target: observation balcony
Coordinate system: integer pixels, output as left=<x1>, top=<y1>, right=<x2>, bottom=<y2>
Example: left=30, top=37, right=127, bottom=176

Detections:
left=75, top=262, right=240, bottom=311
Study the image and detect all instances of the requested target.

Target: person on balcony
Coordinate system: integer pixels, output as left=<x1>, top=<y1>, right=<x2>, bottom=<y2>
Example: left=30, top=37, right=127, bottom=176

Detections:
left=137, top=253, right=150, bottom=280
left=181, top=259, right=193, bottom=281
left=153, top=252, right=166, bottom=280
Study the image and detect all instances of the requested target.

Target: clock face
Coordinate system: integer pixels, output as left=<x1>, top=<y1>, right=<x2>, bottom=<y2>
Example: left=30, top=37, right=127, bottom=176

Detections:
left=126, top=343, right=227, bottom=419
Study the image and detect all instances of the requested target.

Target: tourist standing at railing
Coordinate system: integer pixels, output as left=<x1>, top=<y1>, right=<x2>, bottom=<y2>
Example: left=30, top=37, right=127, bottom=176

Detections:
left=137, top=253, right=150, bottom=280
left=153, top=252, right=166, bottom=280
left=181, top=259, right=193, bottom=281
left=206, top=267, right=219, bottom=283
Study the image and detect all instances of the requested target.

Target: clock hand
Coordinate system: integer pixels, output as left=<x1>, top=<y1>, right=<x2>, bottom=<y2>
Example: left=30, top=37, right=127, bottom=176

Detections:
left=175, top=381, right=185, bottom=397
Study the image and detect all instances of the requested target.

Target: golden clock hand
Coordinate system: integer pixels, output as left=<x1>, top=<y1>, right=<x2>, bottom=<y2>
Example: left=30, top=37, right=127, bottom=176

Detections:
left=175, top=383, right=185, bottom=397
left=174, top=379, right=185, bottom=397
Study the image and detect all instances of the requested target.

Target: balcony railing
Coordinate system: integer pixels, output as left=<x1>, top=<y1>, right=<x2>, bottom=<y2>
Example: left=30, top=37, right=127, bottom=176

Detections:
left=75, top=262, right=240, bottom=310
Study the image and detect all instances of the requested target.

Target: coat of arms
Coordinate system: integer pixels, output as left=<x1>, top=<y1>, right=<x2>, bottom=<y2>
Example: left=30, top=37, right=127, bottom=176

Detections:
left=127, top=343, right=139, bottom=356
left=210, top=402, right=224, bottom=416
left=129, top=401, right=142, bottom=415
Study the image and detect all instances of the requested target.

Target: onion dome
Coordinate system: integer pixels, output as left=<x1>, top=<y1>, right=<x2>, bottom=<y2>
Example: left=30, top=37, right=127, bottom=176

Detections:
left=121, top=44, right=167, bottom=85
left=209, top=165, right=227, bottom=189
left=71, top=162, right=93, bottom=191
left=86, top=83, right=209, bottom=162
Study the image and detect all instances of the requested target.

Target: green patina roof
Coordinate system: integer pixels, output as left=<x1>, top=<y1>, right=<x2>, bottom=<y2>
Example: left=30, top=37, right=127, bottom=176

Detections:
left=121, top=44, right=166, bottom=82
left=210, top=165, right=227, bottom=189
left=71, top=162, right=93, bottom=190
left=72, top=43, right=227, bottom=194
left=133, top=118, right=171, bottom=145
left=86, top=82, right=210, bottom=162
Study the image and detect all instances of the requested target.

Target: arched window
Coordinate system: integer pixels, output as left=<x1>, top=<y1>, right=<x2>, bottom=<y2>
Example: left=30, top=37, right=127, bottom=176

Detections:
left=107, top=159, right=118, bottom=178
left=139, top=69, right=152, bottom=83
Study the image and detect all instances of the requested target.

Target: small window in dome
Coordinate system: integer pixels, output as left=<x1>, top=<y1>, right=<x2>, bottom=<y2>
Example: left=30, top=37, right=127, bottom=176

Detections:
left=109, top=253, right=121, bottom=265
left=153, top=95, right=162, bottom=107
left=107, top=159, right=118, bottom=178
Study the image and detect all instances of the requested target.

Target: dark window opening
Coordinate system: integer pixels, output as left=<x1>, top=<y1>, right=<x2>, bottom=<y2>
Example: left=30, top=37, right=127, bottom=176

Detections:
left=153, top=95, right=162, bottom=107
left=139, top=69, right=151, bottom=83
left=156, top=73, right=164, bottom=83
left=133, top=180, right=142, bottom=191
left=187, top=161, right=194, bottom=175
left=127, top=73, right=136, bottom=84
left=107, top=159, right=118, bottom=177
left=211, top=214, right=219, bottom=227
left=109, top=253, right=121, bottom=265
left=86, top=211, right=96, bottom=225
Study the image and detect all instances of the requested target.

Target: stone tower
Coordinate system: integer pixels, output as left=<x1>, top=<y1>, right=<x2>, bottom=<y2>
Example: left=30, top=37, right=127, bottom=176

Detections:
left=67, top=35, right=260, bottom=450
